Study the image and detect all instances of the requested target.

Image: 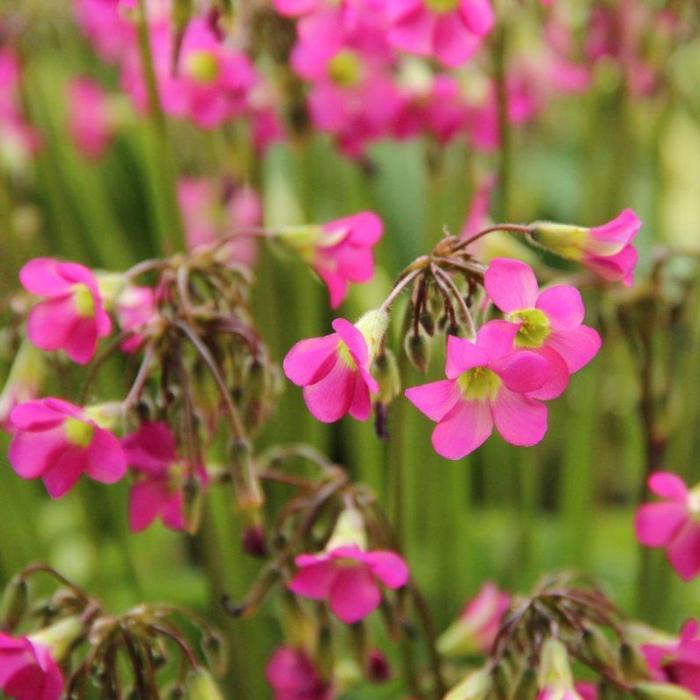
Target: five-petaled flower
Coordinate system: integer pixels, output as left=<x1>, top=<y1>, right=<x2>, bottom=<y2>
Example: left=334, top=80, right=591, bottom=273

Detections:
left=8, top=398, right=126, bottom=499
left=0, top=632, right=64, bottom=700
left=266, top=646, right=333, bottom=700
left=484, top=257, right=601, bottom=399
left=20, top=257, right=112, bottom=365
left=405, top=321, right=551, bottom=460
left=635, top=471, right=700, bottom=581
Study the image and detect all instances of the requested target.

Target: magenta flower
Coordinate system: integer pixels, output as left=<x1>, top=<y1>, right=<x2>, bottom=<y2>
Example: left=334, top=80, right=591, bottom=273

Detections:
left=288, top=545, right=409, bottom=623
left=386, top=0, right=494, bottom=67
left=122, top=421, right=206, bottom=533
left=266, top=646, right=333, bottom=700
left=8, top=398, right=127, bottom=499
left=67, top=78, right=114, bottom=160
left=313, top=212, right=383, bottom=308
left=74, top=0, right=136, bottom=64
left=115, top=285, right=158, bottom=353
left=406, top=321, right=551, bottom=460
left=20, top=257, right=112, bottom=365
left=283, top=311, right=387, bottom=423
left=635, top=472, right=700, bottom=581
left=484, top=258, right=601, bottom=399
left=438, top=582, right=511, bottom=655
left=642, top=620, right=700, bottom=695
left=0, top=633, right=63, bottom=700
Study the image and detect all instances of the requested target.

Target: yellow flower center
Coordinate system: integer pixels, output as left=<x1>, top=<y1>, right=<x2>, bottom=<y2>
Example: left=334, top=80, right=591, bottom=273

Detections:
left=328, top=50, right=363, bottom=87
left=688, top=485, right=700, bottom=522
left=72, top=284, right=95, bottom=318
left=457, top=367, right=501, bottom=401
left=64, top=418, right=94, bottom=447
left=506, top=308, right=551, bottom=349
left=425, top=0, right=460, bottom=12
left=184, top=50, right=220, bottom=83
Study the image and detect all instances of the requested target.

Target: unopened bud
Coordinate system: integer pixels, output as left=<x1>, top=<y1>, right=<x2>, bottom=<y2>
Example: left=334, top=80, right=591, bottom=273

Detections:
left=366, top=649, right=391, bottom=683
left=375, top=350, right=401, bottom=404
left=419, top=311, right=436, bottom=336
left=0, top=576, right=28, bottom=632
left=229, top=439, right=264, bottom=513
left=242, top=523, right=267, bottom=558
left=492, top=660, right=512, bottom=699
left=404, top=327, right=431, bottom=373
left=443, top=667, right=492, bottom=700
left=632, top=682, right=697, bottom=700
left=183, top=477, right=204, bottom=534
left=582, top=626, right=617, bottom=670
left=620, top=642, right=649, bottom=681
left=511, top=668, right=537, bottom=700
left=243, top=357, right=268, bottom=402
left=186, top=668, right=225, bottom=700
left=203, top=633, right=227, bottom=677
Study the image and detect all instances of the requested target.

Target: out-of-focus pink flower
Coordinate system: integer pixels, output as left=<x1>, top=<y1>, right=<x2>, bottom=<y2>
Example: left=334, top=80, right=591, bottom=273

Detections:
left=73, top=0, right=136, bottom=63
left=289, top=545, right=409, bottom=623
left=20, top=258, right=112, bottom=365
left=0, top=342, right=45, bottom=430
left=116, top=285, right=158, bottom=353
left=122, top=421, right=206, bottom=533
left=7, top=398, right=126, bottom=499
left=283, top=310, right=387, bottom=423
left=67, top=78, right=115, bottom=159
left=636, top=472, right=700, bottom=582
left=484, top=258, right=601, bottom=399
left=0, top=633, right=63, bottom=700
left=386, top=0, right=494, bottom=68
left=406, top=321, right=551, bottom=460
left=642, top=620, right=700, bottom=695
left=532, top=209, right=641, bottom=286
left=438, top=582, right=511, bottom=655
left=574, top=683, right=598, bottom=700
left=178, top=177, right=260, bottom=265
left=266, top=646, right=334, bottom=700
left=461, top=173, right=496, bottom=239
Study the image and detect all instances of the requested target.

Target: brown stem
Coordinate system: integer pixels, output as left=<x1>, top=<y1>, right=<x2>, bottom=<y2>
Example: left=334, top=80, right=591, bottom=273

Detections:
left=452, top=224, right=534, bottom=253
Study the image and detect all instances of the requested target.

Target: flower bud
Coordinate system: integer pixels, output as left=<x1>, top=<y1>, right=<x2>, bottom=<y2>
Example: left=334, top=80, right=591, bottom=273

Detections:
left=0, top=340, right=45, bottom=427
left=529, top=222, right=589, bottom=261
left=242, top=522, right=267, bottom=558
left=355, top=309, right=389, bottom=360
left=582, top=626, right=617, bottom=670
left=375, top=350, right=401, bottom=405
left=183, top=477, right=204, bottom=534
left=443, top=667, right=492, bottom=700
left=229, top=439, right=264, bottom=513
left=620, top=642, right=648, bottom=682
left=404, top=327, right=431, bottom=373
left=186, top=668, right=225, bottom=700
left=366, top=649, right=391, bottom=683
left=0, top=575, right=28, bottom=632
left=632, top=682, right=697, bottom=700
left=202, top=633, right=227, bottom=677
left=326, top=507, right=367, bottom=551
left=537, top=638, right=575, bottom=696
left=30, top=615, right=84, bottom=663
left=512, top=668, right=538, bottom=700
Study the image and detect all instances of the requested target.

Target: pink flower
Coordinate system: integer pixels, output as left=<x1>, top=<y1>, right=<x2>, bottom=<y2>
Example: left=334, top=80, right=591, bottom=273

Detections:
left=122, top=421, right=206, bottom=533
left=73, top=0, right=136, bottom=63
left=116, top=286, right=158, bottom=353
left=266, top=647, right=333, bottom=700
left=311, top=212, right=383, bottom=308
left=7, top=398, right=126, bottom=498
left=642, top=620, right=700, bottom=694
left=484, top=258, right=601, bottom=399
left=20, top=258, right=112, bottom=365
left=438, top=582, right=511, bottom=655
left=635, top=472, right=700, bottom=581
left=67, top=78, right=115, bottom=160
left=533, top=209, right=641, bottom=286
left=288, top=545, right=409, bottom=623
left=386, top=0, right=494, bottom=68
left=574, top=683, right=598, bottom=700
left=283, top=311, right=387, bottom=423
left=0, top=633, right=63, bottom=700
left=178, top=177, right=260, bottom=265
left=405, top=321, right=551, bottom=460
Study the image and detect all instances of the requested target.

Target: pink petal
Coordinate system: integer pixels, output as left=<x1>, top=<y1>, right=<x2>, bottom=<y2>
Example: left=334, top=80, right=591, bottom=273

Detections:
left=19, top=258, right=73, bottom=296
left=583, top=245, right=638, bottom=286
left=667, top=522, right=700, bottom=581
left=459, top=0, right=494, bottom=36
left=273, top=0, right=318, bottom=16
left=122, top=421, right=176, bottom=473
left=476, top=320, right=520, bottom=361
left=332, top=318, right=369, bottom=369
left=288, top=560, right=337, bottom=599
left=8, top=428, right=66, bottom=479
left=326, top=211, right=383, bottom=246
left=25, top=297, right=74, bottom=353
left=315, top=268, right=349, bottom=309
left=492, top=350, right=549, bottom=393
left=589, top=208, right=641, bottom=250
left=303, top=361, right=355, bottom=423
left=348, top=372, right=372, bottom=421
left=41, top=447, right=87, bottom=499
left=331, top=245, right=375, bottom=282
left=63, top=316, right=99, bottom=365
left=432, top=399, right=493, bottom=460
left=388, top=6, right=435, bottom=56
left=526, top=347, right=570, bottom=400
left=445, top=335, right=489, bottom=379
left=635, top=503, right=688, bottom=547
left=484, top=258, right=539, bottom=312
left=129, top=480, right=168, bottom=532
left=86, top=428, right=127, bottom=484
left=545, top=326, right=601, bottom=373
left=364, top=551, right=409, bottom=588
left=433, top=13, right=482, bottom=68
left=328, top=565, right=381, bottom=623
left=535, top=285, right=585, bottom=330
left=405, top=379, right=461, bottom=421
left=649, top=472, right=688, bottom=501
left=9, top=399, right=73, bottom=430
left=161, top=491, right=186, bottom=531
left=491, top=388, right=547, bottom=447
left=283, top=334, right=339, bottom=386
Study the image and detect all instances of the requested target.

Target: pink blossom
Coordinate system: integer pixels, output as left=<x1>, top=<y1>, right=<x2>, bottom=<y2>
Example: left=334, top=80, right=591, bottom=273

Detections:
left=574, top=684, right=598, bottom=700
left=73, top=0, right=136, bottom=63
left=115, top=286, right=158, bottom=353
left=266, top=646, right=333, bottom=700
left=273, top=0, right=323, bottom=17
left=288, top=545, right=409, bottom=623
left=386, top=0, right=494, bottom=68
left=438, top=582, right=511, bottom=655
left=0, top=633, right=63, bottom=700
left=635, top=472, right=700, bottom=581
left=67, top=78, right=115, bottom=159
left=122, top=421, right=206, bottom=533
left=642, top=620, right=700, bottom=695
left=314, top=212, right=383, bottom=308
left=283, top=311, right=387, bottom=423
left=7, top=398, right=126, bottom=499
left=461, top=173, right=496, bottom=240
left=178, top=177, right=260, bottom=265
left=405, top=321, right=551, bottom=460
left=484, top=258, right=601, bottom=400
left=20, top=258, right=112, bottom=365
